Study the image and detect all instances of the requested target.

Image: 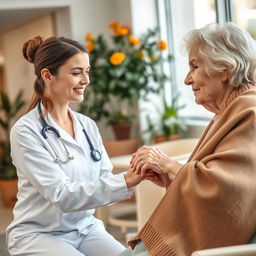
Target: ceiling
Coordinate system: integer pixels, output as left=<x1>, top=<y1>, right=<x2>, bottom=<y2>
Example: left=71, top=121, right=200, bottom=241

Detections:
left=0, top=7, right=57, bottom=34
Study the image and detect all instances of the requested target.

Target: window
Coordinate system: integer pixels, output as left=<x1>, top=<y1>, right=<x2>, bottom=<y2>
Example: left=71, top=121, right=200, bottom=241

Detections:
left=158, top=0, right=255, bottom=121
left=233, top=0, right=256, bottom=39
left=157, top=0, right=217, bottom=120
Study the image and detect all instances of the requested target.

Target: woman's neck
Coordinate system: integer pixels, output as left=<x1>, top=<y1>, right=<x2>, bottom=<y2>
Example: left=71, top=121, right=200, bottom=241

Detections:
left=50, top=104, right=69, bottom=124
left=50, top=104, right=75, bottom=139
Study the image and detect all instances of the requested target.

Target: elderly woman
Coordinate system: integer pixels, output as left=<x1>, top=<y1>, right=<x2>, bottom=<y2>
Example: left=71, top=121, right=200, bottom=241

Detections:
left=120, top=22, right=256, bottom=256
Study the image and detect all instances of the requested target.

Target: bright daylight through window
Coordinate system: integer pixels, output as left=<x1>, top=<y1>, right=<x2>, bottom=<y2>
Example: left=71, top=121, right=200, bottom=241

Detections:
left=158, top=0, right=256, bottom=121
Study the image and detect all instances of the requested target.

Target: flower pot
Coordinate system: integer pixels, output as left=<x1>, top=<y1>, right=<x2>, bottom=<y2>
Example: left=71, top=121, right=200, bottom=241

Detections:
left=104, top=138, right=140, bottom=158
left=0, top=178, right=18, bottom=207
left=112, top=122, right=132, bottom=140
left=154, top=134, right=182, bottom=144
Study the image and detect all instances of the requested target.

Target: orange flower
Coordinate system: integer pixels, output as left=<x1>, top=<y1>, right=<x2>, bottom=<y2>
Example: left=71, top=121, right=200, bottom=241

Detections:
left=86, top=42, right=95, bottom=52
left=114, top=26, right=129, bottom=36
left=109, top=21, right=119, bottom=30
left=109, top=52, right=126, bottom=65
left=85, top=32, right=93, bottom=42
left=128, top=35, right=141, bottom=45
left=157, top=40, right=168, bottom=50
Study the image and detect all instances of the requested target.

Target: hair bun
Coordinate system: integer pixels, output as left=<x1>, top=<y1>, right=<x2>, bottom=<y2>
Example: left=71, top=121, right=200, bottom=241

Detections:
left=22, top=36, right=44, bottom=63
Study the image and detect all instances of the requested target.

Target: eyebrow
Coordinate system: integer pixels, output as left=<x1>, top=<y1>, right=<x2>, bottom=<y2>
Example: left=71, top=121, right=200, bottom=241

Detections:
left=71, top=66, right=90, bottom=71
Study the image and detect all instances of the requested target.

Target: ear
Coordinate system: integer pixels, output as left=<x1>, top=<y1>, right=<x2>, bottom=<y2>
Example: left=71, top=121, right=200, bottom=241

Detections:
left=41, top=68, right=53, bottom=83
left=221, top=70, right=229, bottom=82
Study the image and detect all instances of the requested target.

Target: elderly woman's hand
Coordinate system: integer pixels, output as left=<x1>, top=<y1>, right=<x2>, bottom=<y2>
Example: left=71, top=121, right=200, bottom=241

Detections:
left=130, top=146, right=183, bottom=179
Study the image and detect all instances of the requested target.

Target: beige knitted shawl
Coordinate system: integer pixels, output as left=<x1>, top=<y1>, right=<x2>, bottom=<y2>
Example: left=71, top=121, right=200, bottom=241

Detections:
left=129, top=84, right=256, bottom=256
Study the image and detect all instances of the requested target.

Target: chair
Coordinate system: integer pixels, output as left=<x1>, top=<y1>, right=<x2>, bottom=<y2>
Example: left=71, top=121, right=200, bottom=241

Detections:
left=103, top=139, right=140, bottom=158
left=135, top=180, right=165, bottom=230
left=151, top=137, right=198, bottom=158
left=135, top=138, right=199, bottom=230
left=192, top=242, right=256, bottom=256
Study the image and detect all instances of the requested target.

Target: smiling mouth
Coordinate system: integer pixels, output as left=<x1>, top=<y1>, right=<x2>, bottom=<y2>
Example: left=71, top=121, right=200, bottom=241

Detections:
left=73, top=87, right=85, bottom=94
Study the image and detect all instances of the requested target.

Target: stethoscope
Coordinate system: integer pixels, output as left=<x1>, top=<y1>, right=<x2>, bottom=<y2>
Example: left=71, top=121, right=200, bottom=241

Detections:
left=38, top=102, right=101, bottom=163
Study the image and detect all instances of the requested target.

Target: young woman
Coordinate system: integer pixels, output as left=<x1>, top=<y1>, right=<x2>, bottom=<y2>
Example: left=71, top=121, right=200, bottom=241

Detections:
left=6, top=36, right=142, bottom=256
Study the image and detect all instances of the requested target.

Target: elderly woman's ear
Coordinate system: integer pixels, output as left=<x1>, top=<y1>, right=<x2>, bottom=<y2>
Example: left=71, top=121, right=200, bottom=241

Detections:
left=221, top=70, right=230, bottom=82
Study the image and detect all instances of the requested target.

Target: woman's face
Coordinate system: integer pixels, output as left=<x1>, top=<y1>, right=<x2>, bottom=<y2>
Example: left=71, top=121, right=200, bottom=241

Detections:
left=45, top=52, right=90, bottom=105
left=184, top=48, right=228, bottom=114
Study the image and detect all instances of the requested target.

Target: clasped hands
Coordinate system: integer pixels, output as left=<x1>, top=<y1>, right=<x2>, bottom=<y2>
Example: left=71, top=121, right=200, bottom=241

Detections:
left=129, top=146, right=183, bottom=188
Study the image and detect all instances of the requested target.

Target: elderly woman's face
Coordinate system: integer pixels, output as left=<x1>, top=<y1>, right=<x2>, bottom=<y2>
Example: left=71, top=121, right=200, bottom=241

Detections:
left=184, top=48, right=228, bottom=114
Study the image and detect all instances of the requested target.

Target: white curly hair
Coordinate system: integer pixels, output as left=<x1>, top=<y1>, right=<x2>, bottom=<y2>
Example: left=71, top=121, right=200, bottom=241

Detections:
left=182, top=22, right=256, bottom=87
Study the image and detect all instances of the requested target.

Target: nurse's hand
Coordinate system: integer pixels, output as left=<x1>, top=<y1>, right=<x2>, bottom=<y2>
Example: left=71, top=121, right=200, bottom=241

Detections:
left=124, top=168, right=144, bottom=188
left=144, top=169, right=172, bottom=188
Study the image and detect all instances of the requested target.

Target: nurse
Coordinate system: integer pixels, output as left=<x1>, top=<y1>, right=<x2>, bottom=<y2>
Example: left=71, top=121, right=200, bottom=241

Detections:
left=6, top=35, right=142, bottom=256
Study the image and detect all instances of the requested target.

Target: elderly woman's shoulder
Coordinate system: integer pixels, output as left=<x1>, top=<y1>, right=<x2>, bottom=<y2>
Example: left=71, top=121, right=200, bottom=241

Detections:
left=226, top=84, right=256, bottom=115
left=240, top=84, right=256, bottom=105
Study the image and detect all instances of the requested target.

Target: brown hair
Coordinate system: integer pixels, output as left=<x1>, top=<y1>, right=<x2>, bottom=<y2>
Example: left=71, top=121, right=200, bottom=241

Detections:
left=22, top=36, right=87, bottom=112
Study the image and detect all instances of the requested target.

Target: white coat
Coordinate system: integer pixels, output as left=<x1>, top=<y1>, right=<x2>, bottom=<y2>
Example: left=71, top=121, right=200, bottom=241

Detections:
left=6, top=104, right=133, bottom=255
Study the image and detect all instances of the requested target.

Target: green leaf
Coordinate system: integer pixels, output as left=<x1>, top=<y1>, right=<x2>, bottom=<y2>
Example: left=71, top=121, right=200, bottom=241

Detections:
left=0, top=90, right=26, bottom=179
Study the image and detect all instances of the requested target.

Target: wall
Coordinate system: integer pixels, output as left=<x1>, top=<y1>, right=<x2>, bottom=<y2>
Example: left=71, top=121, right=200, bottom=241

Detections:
left=0, top=41, right=5, bottom=91
left=1, top=14, right=55, bottom=102
left=0, top=0, right=127, bottom=140
left=0, top=0, right=119, bottom=46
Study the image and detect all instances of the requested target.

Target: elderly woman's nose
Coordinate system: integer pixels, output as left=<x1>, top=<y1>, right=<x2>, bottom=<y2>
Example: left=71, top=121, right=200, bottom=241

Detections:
left=184, top=73, right=192, bottom=85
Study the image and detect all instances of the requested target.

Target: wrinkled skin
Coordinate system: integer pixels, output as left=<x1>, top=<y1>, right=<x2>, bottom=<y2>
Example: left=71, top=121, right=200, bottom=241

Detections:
left=130, top=146, right=183, bottom=188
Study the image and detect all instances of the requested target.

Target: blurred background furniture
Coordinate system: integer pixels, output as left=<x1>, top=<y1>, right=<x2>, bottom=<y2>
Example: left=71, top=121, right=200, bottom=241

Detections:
left=135, top=137, right=198, bottom=230
left=135, top=180, right=165, bottom=230
left=96, top=138, right=199, bottom=235
left=192, top=243, right=256, bottom=256
left=103, top=139, right=140, bottom=158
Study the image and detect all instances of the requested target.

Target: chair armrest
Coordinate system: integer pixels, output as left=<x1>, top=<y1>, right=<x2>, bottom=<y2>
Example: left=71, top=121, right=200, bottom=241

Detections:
left=191, top=244, right=256, bottom=256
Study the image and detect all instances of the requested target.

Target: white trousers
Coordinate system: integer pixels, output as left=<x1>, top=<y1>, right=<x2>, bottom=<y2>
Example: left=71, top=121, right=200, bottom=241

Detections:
left=118, top=241, right=148, bottom=256
left=8, top=220, right=125, bottom=256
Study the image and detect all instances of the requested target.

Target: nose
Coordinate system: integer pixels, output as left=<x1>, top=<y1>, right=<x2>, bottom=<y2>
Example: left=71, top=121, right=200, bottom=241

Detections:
left=80, top=74, right=90, bottom=86
left=184, top=71, right=192, bottom=86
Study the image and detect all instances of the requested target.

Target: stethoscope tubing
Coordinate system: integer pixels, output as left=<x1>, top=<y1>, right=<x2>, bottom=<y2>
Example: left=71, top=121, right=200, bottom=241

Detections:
left=38, top=102, right=101, bottom=163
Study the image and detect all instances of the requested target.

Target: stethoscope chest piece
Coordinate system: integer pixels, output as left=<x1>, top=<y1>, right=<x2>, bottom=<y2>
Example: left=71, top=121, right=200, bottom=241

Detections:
left=91, top=149, right=102, bottom=162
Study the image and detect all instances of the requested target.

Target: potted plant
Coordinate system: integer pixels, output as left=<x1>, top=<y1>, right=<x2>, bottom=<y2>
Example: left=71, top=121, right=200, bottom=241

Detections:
left=144, top=93, right=187, bottom=144
left=79, top=21, right=170, bottom=140
left=107, top=111, right=134, bottom=140
left=0, top=90, right=26, bottom=207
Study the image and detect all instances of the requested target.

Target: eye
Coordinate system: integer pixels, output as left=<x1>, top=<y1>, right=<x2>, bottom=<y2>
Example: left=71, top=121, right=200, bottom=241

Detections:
left=192, top=64, right=199, bottom=69
left=72, top=72, right=80, bottom=76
